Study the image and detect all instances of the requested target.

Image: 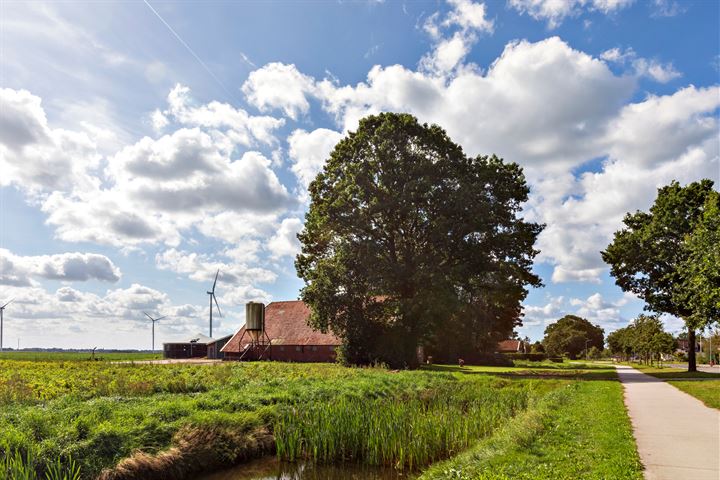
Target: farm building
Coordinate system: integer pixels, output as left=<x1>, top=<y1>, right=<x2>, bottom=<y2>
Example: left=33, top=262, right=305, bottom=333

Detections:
left=163, top=333, right=232, bottom=359
left=495, top=339, right=529, bottom=354
left=221, top=300, right=340, bottom=362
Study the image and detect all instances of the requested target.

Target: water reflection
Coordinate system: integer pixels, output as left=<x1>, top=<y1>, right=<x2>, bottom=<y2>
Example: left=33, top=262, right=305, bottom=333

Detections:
left=200, top=457, right=415, bottom=480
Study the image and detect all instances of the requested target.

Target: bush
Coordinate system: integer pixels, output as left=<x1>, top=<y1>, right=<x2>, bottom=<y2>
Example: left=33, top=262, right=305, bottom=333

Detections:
left=548, top=357, right=564, bottom=363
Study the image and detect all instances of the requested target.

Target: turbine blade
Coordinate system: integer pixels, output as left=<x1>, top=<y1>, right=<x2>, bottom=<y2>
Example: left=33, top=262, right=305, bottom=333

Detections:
left=212, top=269, right=220, bottom=293
left=213, top=294, right=222, bottom=317
left=144, top=312, right=154, bottom=321
left=156, top=316, right=168, bottom=321
left=1, top=299, right=14, bottom=309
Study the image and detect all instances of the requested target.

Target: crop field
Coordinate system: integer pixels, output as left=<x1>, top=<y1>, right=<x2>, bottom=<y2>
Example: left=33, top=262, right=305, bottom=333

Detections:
left=0, top=352, right=162, bottom=362
left=0, top=357, right=640, bottom=480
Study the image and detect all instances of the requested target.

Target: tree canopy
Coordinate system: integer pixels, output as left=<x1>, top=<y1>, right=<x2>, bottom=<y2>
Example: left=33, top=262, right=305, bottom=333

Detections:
left=601, top=179, right=718, bottom=371
left=542, top=315, right=604, bottom=359
left=606, top=315, right=676, bottom=365
left=296, top=113, right=542, bottom=367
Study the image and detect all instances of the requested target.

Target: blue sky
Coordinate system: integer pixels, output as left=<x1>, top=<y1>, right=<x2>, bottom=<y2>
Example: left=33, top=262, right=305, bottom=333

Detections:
left=1, top=0, right=718, bottom=349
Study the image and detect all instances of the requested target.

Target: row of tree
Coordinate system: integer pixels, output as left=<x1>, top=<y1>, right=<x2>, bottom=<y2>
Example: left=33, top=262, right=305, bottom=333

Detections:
left=602, top=180, right=719, bottom=372
left=607, top=315, right=676, bottom=365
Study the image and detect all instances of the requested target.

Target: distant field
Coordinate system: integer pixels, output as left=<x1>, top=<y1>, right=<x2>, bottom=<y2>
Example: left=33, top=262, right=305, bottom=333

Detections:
left=0, top=351, right=162, bottom=362
left=0, top=359, right=638, bottom=480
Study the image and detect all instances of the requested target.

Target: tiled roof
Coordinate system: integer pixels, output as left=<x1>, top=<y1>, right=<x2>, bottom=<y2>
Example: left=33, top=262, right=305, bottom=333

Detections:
left=496, top=339, right=524, bottom=352
left=221, top=301, right=341, bottom=353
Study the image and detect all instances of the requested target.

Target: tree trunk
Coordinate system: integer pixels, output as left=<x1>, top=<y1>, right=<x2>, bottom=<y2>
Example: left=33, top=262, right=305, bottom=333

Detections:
left=688, top=328, right=697, bottom=372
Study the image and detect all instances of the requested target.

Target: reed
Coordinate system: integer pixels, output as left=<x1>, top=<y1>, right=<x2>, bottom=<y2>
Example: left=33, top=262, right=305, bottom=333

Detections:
left=1, top=448, right=81, bottom=480
left=274, top=380, right=530, bottom=470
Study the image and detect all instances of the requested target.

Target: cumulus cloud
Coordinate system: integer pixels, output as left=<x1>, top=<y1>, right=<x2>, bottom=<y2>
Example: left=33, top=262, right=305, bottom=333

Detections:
left=509, top=0, right=635, bottom=29
left=155, top=248, right=277, bottom=286
left=0, top=282, right=209, bottom=348
left=0, top=88, right=100, bottom=195
left=601, top=47, right=681, bottom=83
left=267, top=218, right=303, bottom=259
left=1, top=84, right=294, bottom=249
left=241, top=63, right=316, bottom=120
left=287, top=128, right=344, bottom=193
left=0, top=249, right=121, bottom=286
left=419, top=0, right=493, bottom=74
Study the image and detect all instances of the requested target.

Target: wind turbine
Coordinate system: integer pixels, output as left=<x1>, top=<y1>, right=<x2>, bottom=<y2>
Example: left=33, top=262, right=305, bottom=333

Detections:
left=144, top=312, right=167, bottom=354
left=0, top=299, right=13, bottom=353
left=207, top=269, right=222, bottom=338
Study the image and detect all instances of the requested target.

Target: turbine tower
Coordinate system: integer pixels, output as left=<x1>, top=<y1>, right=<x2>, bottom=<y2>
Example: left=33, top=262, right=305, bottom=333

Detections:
left=207, top=269, right=222, bottom=338
left=0, top=299, right=13, bottom=353
left=144, top=312, right=167, bottom=354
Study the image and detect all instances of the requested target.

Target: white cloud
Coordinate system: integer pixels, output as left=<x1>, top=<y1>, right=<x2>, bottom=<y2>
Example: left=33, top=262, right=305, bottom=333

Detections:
left=0, top=249, right=121, bottom=286
left=155, top=248, right=277, bottom=286
left=509, top=0, right=635, bottom=28
left=241, top=63, right=316, bottom=120
left=419, top=0, right=493, bottom=75
left=522, top=296, right=565, bottom=326
left=0, top=88, right=101, bottom=195
left=601, top=46, right=681, bottom=83
left=0, top=282, right=208, bottom=348
left=267, top=218, right=303, bottom=259
left=287, top=128, right=344, bottom=193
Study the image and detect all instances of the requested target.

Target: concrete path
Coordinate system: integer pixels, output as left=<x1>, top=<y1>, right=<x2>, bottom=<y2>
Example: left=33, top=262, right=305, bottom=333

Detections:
left=616, top=365, right=720, bottom=480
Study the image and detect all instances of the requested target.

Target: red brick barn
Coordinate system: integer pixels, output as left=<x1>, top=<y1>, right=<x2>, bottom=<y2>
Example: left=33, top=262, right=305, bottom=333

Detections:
left=221, top=300, right=340, bottom=362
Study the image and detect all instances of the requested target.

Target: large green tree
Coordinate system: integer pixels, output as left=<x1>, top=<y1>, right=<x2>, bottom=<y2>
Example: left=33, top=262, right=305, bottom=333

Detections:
left=296, top=113, right=542, bottom=367
left=601, top=180, right=718, bottom=371
left=542, top=315, right=604, bottom=359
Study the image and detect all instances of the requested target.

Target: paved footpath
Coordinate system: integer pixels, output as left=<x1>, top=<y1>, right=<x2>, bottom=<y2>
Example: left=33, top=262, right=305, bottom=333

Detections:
left=615, top=365, right=720, bottom=480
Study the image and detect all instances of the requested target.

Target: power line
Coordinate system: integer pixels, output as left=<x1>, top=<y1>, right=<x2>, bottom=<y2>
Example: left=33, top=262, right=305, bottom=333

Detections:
left=142, top=0, right=239, bottom=104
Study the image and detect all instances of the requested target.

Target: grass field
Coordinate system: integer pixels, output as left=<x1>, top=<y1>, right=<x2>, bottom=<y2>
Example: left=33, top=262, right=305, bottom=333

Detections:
left=0, top=352, right=162, bottom=362
left=0, top=357, right=641, bottom=480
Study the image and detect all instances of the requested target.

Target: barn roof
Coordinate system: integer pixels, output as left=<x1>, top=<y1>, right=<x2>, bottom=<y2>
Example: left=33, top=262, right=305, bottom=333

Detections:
left=496, top=339, right=526, bottom=352
left=221, top=301, right=341, bottom=353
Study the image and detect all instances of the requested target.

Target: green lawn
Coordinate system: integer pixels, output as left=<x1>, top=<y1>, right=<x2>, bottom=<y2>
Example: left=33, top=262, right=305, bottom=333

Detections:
left=667, top=380, right=720, bottom=409
left=628, top=363, right=720, bottom=379
left=423, top=361, right=618, bottom=380
left=419, top=380, right=643, bottom=480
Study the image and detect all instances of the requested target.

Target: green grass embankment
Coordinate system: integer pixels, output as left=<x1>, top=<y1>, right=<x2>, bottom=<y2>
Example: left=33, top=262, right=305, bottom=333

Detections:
left=419, top=378, right=643, bottom=480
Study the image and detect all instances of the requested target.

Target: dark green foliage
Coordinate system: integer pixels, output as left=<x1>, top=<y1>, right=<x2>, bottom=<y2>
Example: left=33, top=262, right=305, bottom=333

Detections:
left=602, top=179, right=718, bottom=371
left=296, top=113, right=542, bottom=367
left=503, top=353, right=546, bottom=362
left=541, top=315, right=604, bottom=359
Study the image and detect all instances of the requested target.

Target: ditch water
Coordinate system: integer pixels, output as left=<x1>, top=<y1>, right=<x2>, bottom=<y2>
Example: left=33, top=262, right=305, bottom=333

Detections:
left=199, top=456, right=416, bottom=480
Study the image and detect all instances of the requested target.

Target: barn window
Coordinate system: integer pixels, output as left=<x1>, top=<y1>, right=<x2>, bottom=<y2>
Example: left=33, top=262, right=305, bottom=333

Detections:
left=279, top=346, right=285, bottom=351
left=296, top=346, right=301, bottom=352
left=312, top=346, right=317, bottom=352
left=329, top=346, right=334, bottom=351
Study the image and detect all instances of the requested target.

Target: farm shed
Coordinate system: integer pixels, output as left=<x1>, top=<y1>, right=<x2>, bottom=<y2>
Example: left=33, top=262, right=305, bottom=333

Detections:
left=221, top=300, right=340, bottom=362
left=163, top=333, right=214, bottom=359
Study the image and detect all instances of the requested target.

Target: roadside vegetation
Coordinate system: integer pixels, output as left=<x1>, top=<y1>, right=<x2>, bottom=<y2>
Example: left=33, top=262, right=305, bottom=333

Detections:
left=0, top=359, right=566, bottom=480
left=0, top=358, right=643, bottom=480
left=420, top=380, right=643, bottom=480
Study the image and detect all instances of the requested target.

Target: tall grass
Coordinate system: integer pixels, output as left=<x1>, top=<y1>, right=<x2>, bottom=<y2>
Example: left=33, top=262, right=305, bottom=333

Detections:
left=1, top=449, right=81, bottom=480
left=275, top=381, right=530, bottom=470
